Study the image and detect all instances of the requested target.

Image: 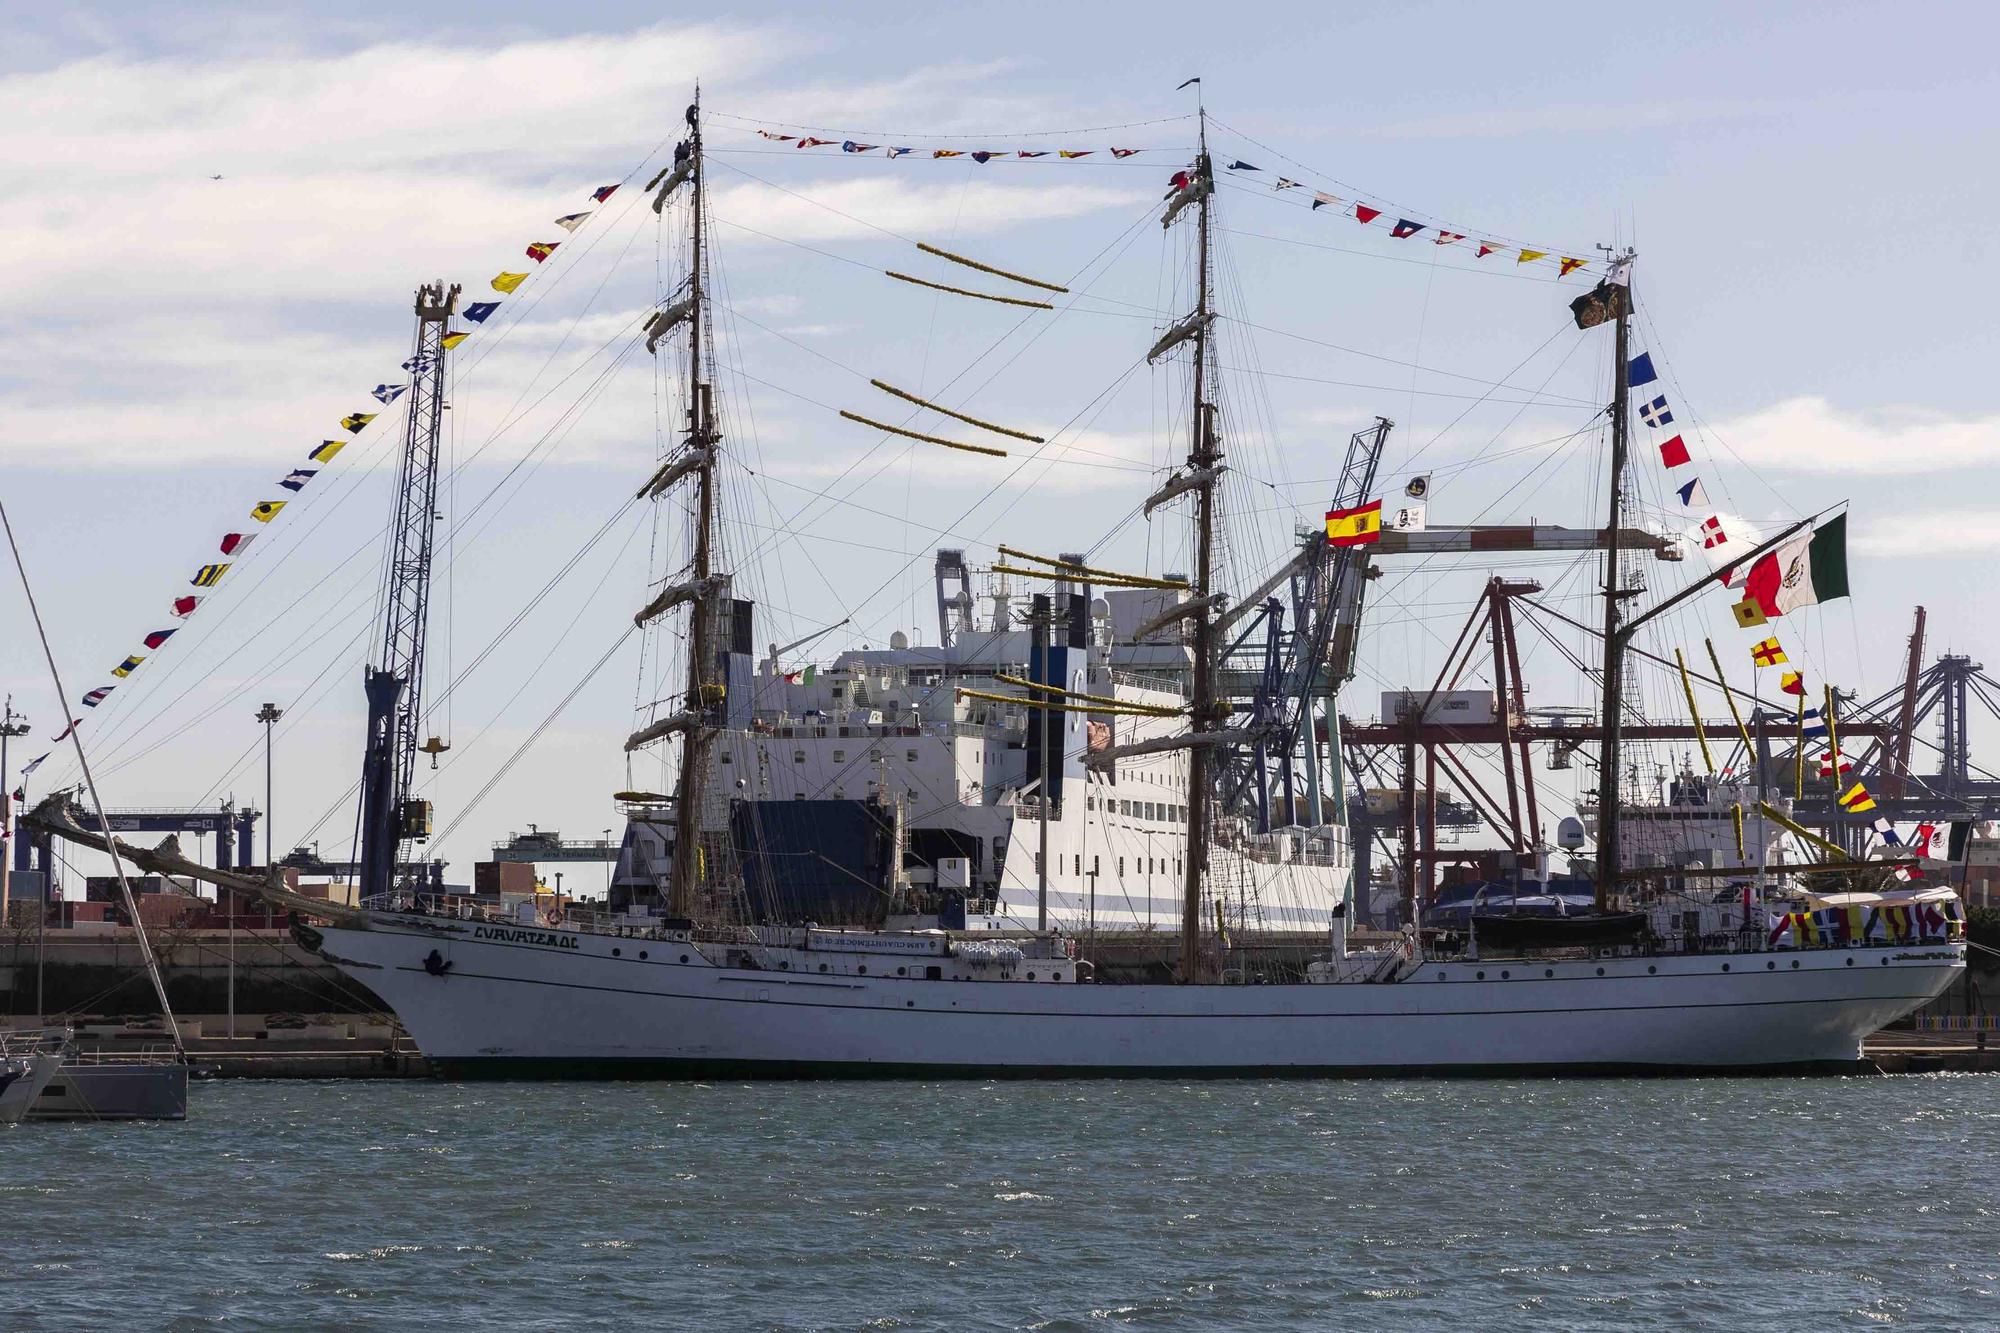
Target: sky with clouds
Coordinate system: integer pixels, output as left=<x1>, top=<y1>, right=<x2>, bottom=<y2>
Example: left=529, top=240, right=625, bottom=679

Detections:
left=4, top=1, right=1997, bottom=889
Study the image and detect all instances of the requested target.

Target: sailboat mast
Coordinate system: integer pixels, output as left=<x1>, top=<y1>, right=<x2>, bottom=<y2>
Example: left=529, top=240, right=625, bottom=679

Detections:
left=668, top=91, right=715, bottom=920
left=1593, top=260, right=1634, bottom=910
left=1180, top=111, right=1218, bottom=983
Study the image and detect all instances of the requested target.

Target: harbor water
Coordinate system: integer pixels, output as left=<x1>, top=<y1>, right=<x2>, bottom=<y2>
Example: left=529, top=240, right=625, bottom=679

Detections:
left=4, top=1076, right=1996, bottom=1330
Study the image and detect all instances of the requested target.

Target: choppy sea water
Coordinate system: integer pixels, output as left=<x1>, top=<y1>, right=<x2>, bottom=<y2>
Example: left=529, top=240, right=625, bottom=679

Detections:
left=3, top=1076, right=1996, bottom=1331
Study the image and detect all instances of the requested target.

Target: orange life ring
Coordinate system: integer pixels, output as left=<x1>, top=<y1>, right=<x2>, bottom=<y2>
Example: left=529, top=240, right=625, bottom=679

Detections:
left=544, top=908, right=564, bottom=928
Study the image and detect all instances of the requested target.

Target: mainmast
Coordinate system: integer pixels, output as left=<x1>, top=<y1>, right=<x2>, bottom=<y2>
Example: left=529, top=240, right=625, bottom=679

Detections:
left=1592, top=252, right=1635, bottom=909
left=626, top=93, right=721, bottom=922
left=357, top=280, right=457, bottom=902
left=1180, top=111, right=1219, bottom=983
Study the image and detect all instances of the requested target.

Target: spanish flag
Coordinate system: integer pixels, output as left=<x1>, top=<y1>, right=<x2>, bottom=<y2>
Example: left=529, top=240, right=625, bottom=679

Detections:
left=1838, top=781, right=1877, bottom=813
left=441, top=331, right=469, bottom=349
left=308, top=439, right=345, bottom=463
left=112, top=655, right=144, bottom=678
left=252, top=500, right=287, bottom=522
left=1325, top=499, right=1383, bottom=547
left=492, top=270, right=528, bottom=293
left=341, top=412, right=377, bottom=433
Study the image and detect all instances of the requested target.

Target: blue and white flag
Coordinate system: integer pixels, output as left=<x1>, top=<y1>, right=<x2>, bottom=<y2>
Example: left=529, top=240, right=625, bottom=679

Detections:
left=1628, top=352, right=1658, bottom=387
left=402, top=353, right=433, bottom=374
left=1638, top=395, right=1675, bottom=428
left=1801, top=708, right=1829, bottom=738
left=1675, top=476, right=1708, bottom=507
left=463, top=301, right=499, bottom=324
left=1872, top=816, right=1904, bottom=846
left=371, top=383, right=407, bottom=405
left=279, top=469, right=317, bottom=492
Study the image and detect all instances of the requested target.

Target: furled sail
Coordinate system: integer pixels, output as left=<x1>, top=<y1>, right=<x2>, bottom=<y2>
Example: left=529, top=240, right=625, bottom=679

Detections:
left=1128, top=591, right=1227, bottom=643
left=634, top=573, right=727, bottom=628
left=644, top=297, right=695, bottom=353
left=624, top=712, right=698, bottom=753
left=651, top=159, right=693, bottom=213
left=1086, top=728, right=1252, bottom=769
left=635, top=445, right=713, bottom=499
left=1142, top=465, right=1222, bottom=517
left=1146, top=310, right=1216, bottom=364
left=1160, top=172, right=1212, bottom=229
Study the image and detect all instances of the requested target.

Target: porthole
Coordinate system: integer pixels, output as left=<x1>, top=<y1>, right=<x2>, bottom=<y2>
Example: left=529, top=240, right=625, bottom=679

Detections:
left=1880, top=957, right=1889, bottom=966
left=1648, top=966, right=1657, bottom=975
left=818, top=964, right=828, bottom=973
left=1544, top=969, right=1554, bottom=979
left=1476, top=971, right=1486, bottom=980
left=1027, top=971, right=1037, bottom=980
left=1721, top=964, right=1731, bottom=973
left=639, top=951, right=649, bottom=960
left=858, top=965, right=867, bottom=975
left=612, top=947, right=621, bottom=957
left=1501, top=970, right=1510, bottom=979
left=897, top=967, right=907, bottom=977
left=1791, top=960, right=1800, bottom=969
left=1595, top=967, right=1605, bottom=977
left=681, top=954, right=690, bottom=963
left=906, top=1000, right=914, bottom=1008
left=779, top=960, right=790, bottom=970
left=1845, top=957, right=1854, bottom=966
left=1767, top=961, right=1776, bottom=971
left=1437, top=971, right=1447, bottom=980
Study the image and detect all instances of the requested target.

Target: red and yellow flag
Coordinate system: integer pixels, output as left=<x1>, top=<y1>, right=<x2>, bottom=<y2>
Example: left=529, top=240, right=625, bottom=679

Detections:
left=1325, top=499, right=1383, bottom=548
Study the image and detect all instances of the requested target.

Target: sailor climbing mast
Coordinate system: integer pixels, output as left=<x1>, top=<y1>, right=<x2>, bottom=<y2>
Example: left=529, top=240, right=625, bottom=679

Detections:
left=1180, top=107, right=1219, bottom=983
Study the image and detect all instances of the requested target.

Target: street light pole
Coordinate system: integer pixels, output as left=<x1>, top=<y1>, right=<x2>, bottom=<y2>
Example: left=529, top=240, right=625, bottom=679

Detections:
left=1, top=696, right=28, bottom=927
left=245, top=702, right=284, bottom=1040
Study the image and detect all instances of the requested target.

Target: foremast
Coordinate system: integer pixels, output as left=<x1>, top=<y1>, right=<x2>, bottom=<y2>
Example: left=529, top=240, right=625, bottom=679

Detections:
left=1179, top=112, right=1220, bottom=982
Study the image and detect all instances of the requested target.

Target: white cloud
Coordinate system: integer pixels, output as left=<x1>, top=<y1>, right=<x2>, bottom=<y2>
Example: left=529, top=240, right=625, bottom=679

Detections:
left=1854, top=511, right=2000, bottom=557
left=1702, top=396, right=2000, bottom=474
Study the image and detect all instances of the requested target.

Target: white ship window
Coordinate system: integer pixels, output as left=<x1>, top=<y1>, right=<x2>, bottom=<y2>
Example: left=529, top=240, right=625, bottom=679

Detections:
left=719, top=753, right=732, bottom=763
left=793, top=751, right=805, bottom=763
left=1092, top=855, right=1100, bottom=874
left=1073, top=855, right=1081, bottom=875
left=906, top=750, right=918, bottom=762
left=833, top=750, right=846, bottom=762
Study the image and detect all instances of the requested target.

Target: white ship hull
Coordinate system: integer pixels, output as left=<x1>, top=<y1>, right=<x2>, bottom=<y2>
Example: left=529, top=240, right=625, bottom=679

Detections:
left=309, top=914, right=1961, bottom=1077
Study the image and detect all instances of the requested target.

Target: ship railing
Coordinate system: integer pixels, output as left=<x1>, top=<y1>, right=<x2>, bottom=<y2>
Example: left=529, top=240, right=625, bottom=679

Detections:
left=1107, top=670, right=1188, bottom=698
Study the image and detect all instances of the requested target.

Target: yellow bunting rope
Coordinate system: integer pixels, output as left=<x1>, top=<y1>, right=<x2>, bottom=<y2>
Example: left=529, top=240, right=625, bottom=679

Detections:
left=885, top=270, right=1055, bottom=310
left=1673, top=648, right=1715, bottom=776
left=955, top=686, right=1172, bottom=718
left=870, top=379, right=1045, bottom=442
left=915, top=242, right=1069, bottom=294
left=992, top=673, right=1184, bottom=717
left=996, top=545, right=1189, bottom=590
left=838, top=410, right=1008, bottom=457
left=990, top=564, right=1178, bottom=592
left=1795, top=691, right=1807, bottom=800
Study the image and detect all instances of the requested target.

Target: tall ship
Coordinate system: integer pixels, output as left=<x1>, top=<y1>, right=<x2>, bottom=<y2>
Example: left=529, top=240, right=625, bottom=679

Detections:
left=31, top=93, right=1963, bottom=1074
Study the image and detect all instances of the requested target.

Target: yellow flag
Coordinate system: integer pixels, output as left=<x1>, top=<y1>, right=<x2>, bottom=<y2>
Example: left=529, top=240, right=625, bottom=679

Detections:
left=1517, top=248, right=1547, bottom=264
left=1731, top=598, right=1768, bottom=628
left=251, top=500, right=287, bottom=522
left=492, top=271, right=529, bottom=293
left=341, top=412, right=377, bottom=433
left=441, top=331, right=469, bottom=349
left=308, top=439, right=345, bottom=463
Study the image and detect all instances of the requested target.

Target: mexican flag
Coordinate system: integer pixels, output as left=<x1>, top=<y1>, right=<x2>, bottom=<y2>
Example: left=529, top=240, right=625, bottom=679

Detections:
left=1741, top=514, right=1849, bottom=619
